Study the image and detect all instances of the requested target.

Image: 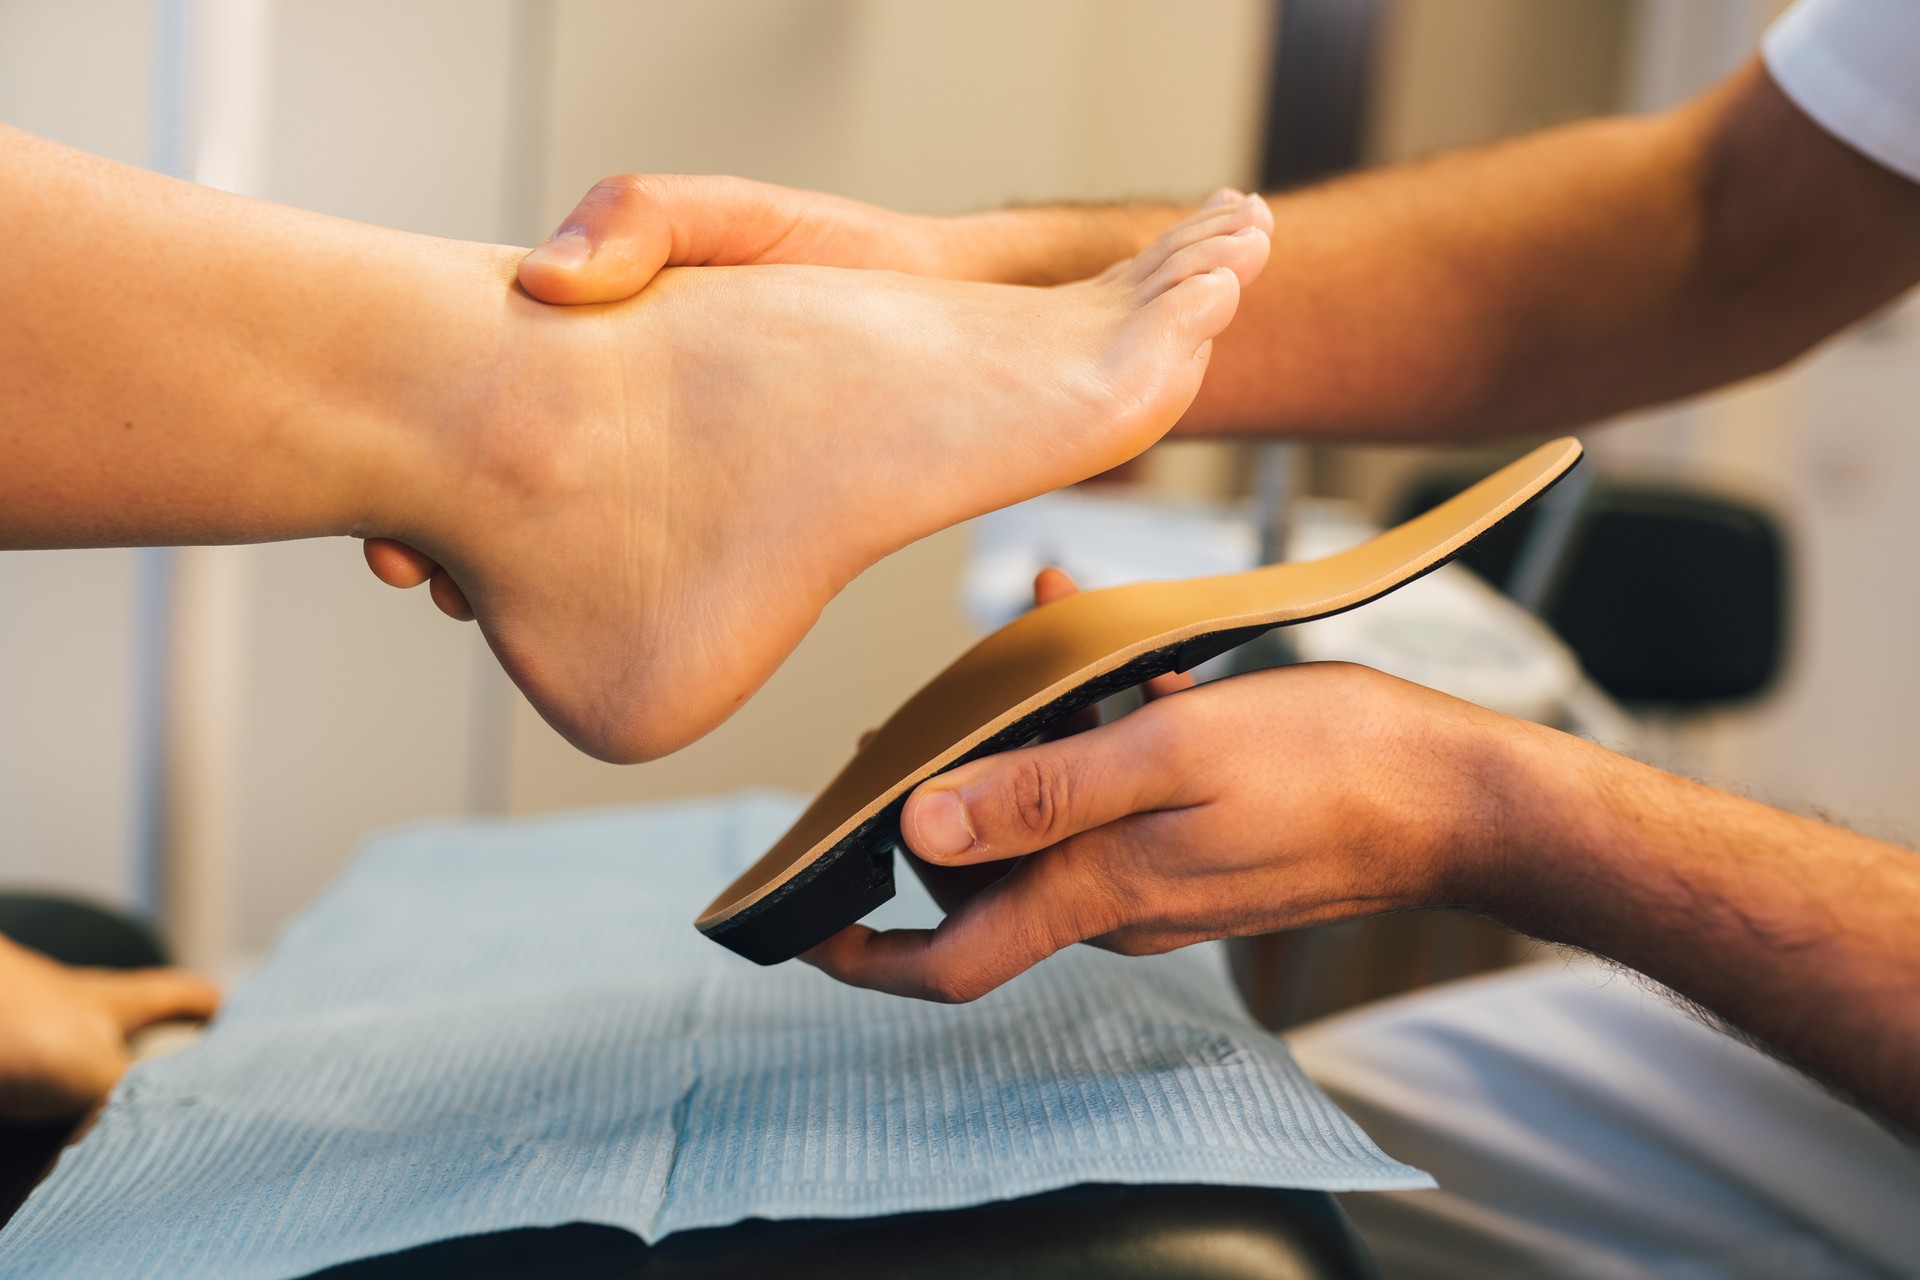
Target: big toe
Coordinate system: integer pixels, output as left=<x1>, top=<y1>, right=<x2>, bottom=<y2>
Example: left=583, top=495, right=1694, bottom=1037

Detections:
left=1142, top=266, right=1243, bottom=358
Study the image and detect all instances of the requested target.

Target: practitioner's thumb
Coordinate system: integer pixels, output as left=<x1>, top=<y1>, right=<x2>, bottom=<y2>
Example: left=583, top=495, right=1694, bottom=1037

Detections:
left=519, top=175, right=676, bottom=304
left=902, top=715, right=1181, bottom=868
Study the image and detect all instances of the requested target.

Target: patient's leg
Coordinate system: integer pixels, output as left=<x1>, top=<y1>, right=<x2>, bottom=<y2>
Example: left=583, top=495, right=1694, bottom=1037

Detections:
left=0, top=123, right=1267, bottom=762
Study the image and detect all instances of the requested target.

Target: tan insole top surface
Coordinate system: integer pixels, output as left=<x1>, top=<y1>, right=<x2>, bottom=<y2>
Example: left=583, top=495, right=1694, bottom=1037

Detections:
left=698, top=437, right=1582, bottom=951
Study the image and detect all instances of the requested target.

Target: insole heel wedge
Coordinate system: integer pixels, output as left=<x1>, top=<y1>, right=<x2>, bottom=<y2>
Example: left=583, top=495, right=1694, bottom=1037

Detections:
left=698, top=437, right=1584, bottom=964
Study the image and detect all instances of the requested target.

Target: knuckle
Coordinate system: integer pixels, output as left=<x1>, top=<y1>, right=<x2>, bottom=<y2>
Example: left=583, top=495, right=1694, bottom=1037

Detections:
left=1008, top=754, right=1072, bottom=842
left=923, top=967, right=988, bottom=1004
left=1053, top=841, right=1133, bottom=928
left=1011, top=912, right=1074, bottom=966
left=592, top=172, right=649, bottom=197
left=1131, top=695, right=1205, bottom=778
left=585, top=173, right=665, bottom=214
left=1099, top=933, right=1159, bottom=957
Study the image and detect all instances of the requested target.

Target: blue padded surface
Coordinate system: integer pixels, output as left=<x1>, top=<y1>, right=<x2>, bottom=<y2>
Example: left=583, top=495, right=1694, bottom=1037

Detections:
left=0, top=794, right=1427, bottom=1279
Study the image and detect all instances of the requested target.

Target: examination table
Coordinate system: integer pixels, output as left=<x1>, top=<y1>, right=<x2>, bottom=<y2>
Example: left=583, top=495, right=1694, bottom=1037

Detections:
left=0, top=798, right=1412, bottom=1278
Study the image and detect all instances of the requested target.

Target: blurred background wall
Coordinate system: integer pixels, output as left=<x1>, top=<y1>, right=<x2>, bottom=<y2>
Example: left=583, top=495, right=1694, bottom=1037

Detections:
left=1, top=0, right=1914, bottom=975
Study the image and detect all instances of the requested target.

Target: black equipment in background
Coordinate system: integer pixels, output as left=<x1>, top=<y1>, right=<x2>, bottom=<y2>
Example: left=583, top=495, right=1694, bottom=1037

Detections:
left=1396, top=474, right=1789, bottom=707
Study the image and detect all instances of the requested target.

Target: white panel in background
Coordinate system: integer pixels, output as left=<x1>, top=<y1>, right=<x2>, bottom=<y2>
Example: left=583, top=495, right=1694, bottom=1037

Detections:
left=1621, top=0, right=1785, bottom=114
left=0, top=552, right=139, bottom=905
left=0, top=0, right=154, bottom=164
left=0, top=0, right=155, bottom=909
left=228, top=542, right=483, bottom=956
left=1728, top=299, right=1920, bottom=840
left=265, top=0, right=520, bottom=240
left=539, top=0, right=1271, bottom=224
left=214, top=0, right=522, bottom=957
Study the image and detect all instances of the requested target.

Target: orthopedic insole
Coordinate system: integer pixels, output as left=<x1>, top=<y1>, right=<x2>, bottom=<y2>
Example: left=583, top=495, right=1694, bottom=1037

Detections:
left=698, top=437, right=1584, bottom=964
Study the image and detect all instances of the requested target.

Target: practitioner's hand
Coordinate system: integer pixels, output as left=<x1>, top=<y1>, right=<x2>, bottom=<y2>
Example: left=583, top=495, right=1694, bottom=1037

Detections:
left=0, top=934, right=219, bottom=1124
left=516, top=175, right=956, bottom=305
left=513, top=174, right=1251, bottom=302
left=803, top=623, right=1524, bottom=1003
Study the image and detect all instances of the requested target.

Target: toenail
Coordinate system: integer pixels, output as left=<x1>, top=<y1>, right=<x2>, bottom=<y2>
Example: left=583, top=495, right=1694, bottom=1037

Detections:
left=1233, top=225, right=1263, bottom=237
left=912, top=789, right=976, bottom=860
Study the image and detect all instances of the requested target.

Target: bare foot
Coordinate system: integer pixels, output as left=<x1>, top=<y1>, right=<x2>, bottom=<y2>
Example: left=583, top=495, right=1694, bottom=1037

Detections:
left=375, top=198, right=1271, bottom=762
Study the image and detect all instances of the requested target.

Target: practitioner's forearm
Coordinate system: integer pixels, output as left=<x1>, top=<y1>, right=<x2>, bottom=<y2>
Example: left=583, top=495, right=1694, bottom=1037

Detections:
left=965, top=62, right=1920, bottom=442
left=0, top=124, right=513, bottom=550
left=945, top=202, right=1194, bottom=287
left=1484, top=723, right=1920, bottom=1133
left=1199, top=62, right=1920, bottom=439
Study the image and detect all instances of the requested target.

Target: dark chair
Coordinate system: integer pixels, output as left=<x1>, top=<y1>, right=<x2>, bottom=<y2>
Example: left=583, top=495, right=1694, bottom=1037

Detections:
left=1395, top=471, right=1789, bottom=708
left=307, top=1184, right=1378, bottom=1280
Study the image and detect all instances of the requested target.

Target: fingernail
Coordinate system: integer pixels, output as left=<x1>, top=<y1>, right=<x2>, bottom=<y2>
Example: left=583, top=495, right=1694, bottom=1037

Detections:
left=525, top=229, right=591, bottom=270
left=913, top=789, right=975, bottom=860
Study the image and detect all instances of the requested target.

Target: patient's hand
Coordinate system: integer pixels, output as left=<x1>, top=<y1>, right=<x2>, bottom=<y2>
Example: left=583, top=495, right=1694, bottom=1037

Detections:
left=0, top=934, right=218, bottom=1124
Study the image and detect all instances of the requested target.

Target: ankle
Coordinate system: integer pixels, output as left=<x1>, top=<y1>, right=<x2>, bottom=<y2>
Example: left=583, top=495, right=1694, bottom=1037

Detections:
left=351, top=244, right=559, bottom=557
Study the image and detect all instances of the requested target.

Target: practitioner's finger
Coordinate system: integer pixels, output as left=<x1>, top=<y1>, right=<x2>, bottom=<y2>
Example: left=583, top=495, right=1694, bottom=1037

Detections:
left=901, top=702, right=1194, bottom=867
left=1033, top=566, right=1191, bottom=703
left=856, top=569, right=1089, bottom=757
left=518, top=174, right=884, bottom=305
left=363, top=538, right=473, bottom=621
left=1032, top=567, right=1102, bottom=739
left=802, top=831, right=1133, bottom=1002
left=1033, top=565, right=1078, bottom=605
left=1029, top=567, right=1189, bottom=720
left=363, top=538, right=438, bottom=589
left=1143, top=666, right=1196, bottom=701
left=518, top=175, right=680, bottom=304
left=74, top=967, right=221, bottom=1033
left=428, top=568, right=475, bottom=622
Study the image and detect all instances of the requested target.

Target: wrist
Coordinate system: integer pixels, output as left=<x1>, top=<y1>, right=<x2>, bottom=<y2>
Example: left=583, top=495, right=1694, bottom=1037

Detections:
left=1418, top=706, right=1575, bottom=919
left=1444, top=712, right=1642, bottom=939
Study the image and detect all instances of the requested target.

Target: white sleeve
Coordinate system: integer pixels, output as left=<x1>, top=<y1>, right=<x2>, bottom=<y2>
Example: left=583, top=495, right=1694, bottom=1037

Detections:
left=1763, top=0, right=1920, bottom=184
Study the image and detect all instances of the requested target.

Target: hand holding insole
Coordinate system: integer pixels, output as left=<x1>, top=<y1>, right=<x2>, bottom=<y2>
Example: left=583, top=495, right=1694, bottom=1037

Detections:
left=699, top=438, right=1585, bottom=965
